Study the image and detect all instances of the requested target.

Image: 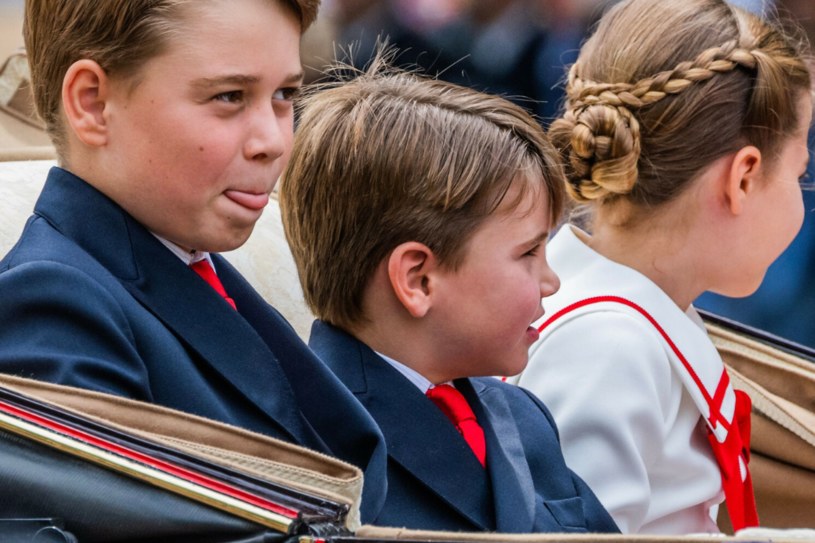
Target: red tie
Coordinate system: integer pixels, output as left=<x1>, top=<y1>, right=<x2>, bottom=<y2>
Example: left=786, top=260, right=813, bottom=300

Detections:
left=190, top=259, right=237, bottom=310
left=426, top=384, right=486, bottom=467
left=706, top=389, right=759, bottom=530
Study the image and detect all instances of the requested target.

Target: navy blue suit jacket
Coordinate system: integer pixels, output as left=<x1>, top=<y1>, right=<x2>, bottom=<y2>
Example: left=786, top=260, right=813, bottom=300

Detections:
left=309, top=321, right=619, bottom=533
left=0, top=168, right=387, bottom=521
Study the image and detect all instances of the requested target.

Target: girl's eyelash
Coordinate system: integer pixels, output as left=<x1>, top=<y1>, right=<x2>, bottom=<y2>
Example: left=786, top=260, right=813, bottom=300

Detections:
left=799, top=171, right=814, bottom=190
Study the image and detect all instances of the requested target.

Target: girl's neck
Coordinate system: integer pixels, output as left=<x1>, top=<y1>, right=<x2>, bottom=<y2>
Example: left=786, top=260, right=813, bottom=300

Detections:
left=580, top=210, right=708, bottom=311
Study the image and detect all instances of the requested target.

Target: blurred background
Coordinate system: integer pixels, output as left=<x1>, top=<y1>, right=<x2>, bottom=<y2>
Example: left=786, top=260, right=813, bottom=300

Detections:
left=2, top=0, right=815, bottom=347
left=0, top=1, right=23, bottom=59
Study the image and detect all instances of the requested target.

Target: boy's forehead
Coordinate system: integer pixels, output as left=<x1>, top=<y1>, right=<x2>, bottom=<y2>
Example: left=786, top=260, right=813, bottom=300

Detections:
left=140, top=0, right=303, bottom=80
left=181, top=0, right=301, bottom=30
left=499, top=175, right=548, bottom=210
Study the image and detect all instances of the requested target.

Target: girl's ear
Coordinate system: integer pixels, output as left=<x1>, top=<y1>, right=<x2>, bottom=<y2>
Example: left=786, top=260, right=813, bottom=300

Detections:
left=724, top=145, right=762, bottom=215
left=387, top=241, right=437, bottom=318
left=61, top=59, right=111, bottom=147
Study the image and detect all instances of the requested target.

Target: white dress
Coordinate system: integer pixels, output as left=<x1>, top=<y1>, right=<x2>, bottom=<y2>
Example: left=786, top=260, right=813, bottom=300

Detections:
left=513, top=225, right=730, bottom=534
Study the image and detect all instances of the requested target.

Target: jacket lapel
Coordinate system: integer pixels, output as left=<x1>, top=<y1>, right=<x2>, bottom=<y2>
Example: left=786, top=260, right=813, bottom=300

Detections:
left=310, top=323, right=494, bottom=530
left=124, top=242, right=314, bottom=446
left=462, top=379, right=536, bottom=533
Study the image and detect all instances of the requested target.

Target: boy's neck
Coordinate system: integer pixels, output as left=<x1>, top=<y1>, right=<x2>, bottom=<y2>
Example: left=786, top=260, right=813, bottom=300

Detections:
left=373, top=350, right=437, bottom=392
left=352, top=322, right=454, bottom=386
left=354, top=270, right=459, bottom=385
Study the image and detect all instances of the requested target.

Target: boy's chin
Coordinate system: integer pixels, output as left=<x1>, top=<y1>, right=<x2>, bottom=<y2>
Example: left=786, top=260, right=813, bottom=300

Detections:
left=199, top=228, right=256, bottom=254
left=498, top=357, right=530, bottom=380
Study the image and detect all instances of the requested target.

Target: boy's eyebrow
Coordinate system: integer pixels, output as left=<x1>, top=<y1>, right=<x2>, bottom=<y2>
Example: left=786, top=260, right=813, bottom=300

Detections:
left=191, top=71, right=304, bottom=89
left=528, top=230, right=551, bottom=246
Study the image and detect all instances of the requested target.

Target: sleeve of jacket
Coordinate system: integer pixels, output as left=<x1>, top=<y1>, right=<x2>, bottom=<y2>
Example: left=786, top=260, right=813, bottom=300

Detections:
left=0, top=260, right=152, bottom=399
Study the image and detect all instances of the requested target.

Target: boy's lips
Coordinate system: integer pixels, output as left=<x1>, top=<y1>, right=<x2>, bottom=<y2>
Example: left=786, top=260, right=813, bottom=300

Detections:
left=526, top=309, right=545, bottom=342
left=224, top=189, right=269, bottom=211
left=526, top=325, right=540, bottom=343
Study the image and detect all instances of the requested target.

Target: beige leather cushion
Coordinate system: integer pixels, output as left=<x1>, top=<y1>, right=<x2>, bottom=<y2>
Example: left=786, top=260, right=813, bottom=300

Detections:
left=708, top=322, right=815, bottom=530
left=0, top=52, right=54, bottom=156
left=355, top=525, right=815, bottom=542
left=0, top=159, right=315, bottom=340
left=0, top=372, right=363, bottom=529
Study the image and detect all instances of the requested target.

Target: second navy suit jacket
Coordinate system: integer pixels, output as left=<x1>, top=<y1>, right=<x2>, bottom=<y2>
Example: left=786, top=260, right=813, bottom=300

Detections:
left=0, top=168, right=387, bottom=521
left=310, top=321, right=619, bottom=533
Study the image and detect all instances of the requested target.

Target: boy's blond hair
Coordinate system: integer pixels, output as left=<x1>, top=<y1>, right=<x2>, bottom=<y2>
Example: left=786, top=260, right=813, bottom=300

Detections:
left=280, top=58, right=565, bottom=330
left=24, top=0, right=319, bottom=159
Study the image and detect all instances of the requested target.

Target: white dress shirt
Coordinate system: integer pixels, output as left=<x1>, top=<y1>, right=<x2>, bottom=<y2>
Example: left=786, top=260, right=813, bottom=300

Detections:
left=153, top=234, right=214, bottom=268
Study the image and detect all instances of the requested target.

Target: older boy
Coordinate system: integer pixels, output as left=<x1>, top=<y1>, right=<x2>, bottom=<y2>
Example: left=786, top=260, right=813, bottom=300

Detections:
left=0, top=0, right=386, bottom=521
left=279, top=60, right=619, bottom=533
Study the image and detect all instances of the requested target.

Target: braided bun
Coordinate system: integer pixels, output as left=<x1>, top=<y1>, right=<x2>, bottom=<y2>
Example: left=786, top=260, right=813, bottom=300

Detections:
left=555, top=40, right=760, bottom=203
left=550, top=101, right=640, bottom=202
left=550, top=0, right=810, bottom=212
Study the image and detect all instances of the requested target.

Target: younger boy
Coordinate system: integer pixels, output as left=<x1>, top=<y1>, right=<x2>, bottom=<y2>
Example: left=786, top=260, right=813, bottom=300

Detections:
left=0, top=0, right=386, bottom=521
left=279, top=59, right=619, bottom=533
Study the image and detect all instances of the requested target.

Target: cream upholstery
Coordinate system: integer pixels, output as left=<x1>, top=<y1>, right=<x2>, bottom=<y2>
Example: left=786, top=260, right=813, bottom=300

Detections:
left=0, top=157, right=315, bottom=340
left=0, top=52, right=53, bottom=156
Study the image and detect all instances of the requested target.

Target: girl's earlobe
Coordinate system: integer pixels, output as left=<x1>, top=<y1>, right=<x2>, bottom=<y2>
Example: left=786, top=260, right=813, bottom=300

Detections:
left=62, top=59, right=110, bottom=147
left=387, top=242, right=436, bottom=318
left=724, top=145, right=762, bottom=215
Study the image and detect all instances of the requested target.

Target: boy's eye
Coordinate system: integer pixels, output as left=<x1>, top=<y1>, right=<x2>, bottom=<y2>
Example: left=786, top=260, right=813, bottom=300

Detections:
left=523, top=245, right=540, bottom=257
left=212, top=90, right=244, bottom=104
left=273, top=87, right=301, bottom=101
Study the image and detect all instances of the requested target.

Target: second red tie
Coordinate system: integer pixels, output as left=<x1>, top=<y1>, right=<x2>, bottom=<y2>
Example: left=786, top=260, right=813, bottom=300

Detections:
left=426, top=384, right=486, bottom=467
left=190, top=259, right=237, bottom=311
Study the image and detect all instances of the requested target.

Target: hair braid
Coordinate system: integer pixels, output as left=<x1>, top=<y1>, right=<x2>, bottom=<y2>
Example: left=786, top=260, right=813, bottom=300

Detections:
left=554, top=40, right=762, bottom=203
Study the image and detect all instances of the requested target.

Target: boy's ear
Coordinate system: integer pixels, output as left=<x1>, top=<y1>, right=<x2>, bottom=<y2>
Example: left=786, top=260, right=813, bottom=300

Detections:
left=62, top=59, right=111, bottom=147
left=387, top=242, right=437, bottom=318
left=723, top=145, right=762, bottom=215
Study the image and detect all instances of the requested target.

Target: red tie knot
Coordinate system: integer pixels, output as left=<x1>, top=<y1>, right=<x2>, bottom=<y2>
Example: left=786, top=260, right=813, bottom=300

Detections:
left=427, top=384, right=476, bottom=423
left=190, top=259, right=237, bottom=311
left=426, top=384, right=486, bottom=467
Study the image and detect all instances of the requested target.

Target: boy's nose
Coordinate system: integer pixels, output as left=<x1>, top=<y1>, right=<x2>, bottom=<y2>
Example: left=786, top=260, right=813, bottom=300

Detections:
left=244, top=107, right=287, bottom=161
left=540, top=264, right=560, bottom=298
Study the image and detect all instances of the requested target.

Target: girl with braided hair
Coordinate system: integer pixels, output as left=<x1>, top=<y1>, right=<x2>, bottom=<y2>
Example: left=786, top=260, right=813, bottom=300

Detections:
left=512, top=0, right=812, bottom=534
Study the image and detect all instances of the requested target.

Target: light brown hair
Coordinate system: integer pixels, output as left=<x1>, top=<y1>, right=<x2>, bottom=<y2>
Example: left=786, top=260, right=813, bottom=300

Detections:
left=280, top=58, right=565, bottom=329
left=550, top=0, right=811, bottom=220
left=24, top=0, right=320, bottom=158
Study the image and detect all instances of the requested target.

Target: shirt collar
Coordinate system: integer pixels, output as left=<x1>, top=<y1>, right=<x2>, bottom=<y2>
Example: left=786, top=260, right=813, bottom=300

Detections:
left=375, top=351, right=435, bottom=394
left=152, top=234, right=213, bottom=267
